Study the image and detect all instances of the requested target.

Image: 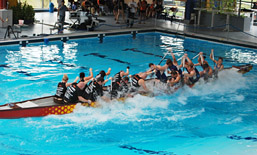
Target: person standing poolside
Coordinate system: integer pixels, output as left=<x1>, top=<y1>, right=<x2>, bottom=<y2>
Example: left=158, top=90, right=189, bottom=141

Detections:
left=57, top=0, right=62, bottom=8
left=54, top=74, right=80, bottom=104
left=139, top=0, right=147, bottom=24
left=58, top=0, right=69, bottom=33
left=147, top=0, right=156, bottom=18
left=116, top=0, right=125, bottom=23
left=154, top=0, right=163, bottom=19
left=113, top=0, right=119, bottom=20
left=127, top=0, right=137, bottom=27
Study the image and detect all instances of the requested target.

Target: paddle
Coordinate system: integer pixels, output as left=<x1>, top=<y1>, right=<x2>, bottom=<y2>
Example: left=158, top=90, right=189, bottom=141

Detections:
left=182, top=56, right=186, bottom=71
left=211, top=49, right=215, bottom=68
left=192, top=53, right=199, bottom=60
left=158, top=52, right=169, bottom=65
left=149, top=48, right=172, bottom=78
left=200, top=54, right=204, bottom=65
left=177, top=55, right=184, bottom=61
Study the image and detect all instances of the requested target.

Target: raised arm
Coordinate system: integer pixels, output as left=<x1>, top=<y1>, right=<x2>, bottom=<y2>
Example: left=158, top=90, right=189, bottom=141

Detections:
left=210, top=49, right=217, bottom=64
left=73, top=76, right=80, bottom=83
left=66, top=76, right=80, bottom=87
left=106, top=68, right=111, bottom=76
left=84, top=68, right=93, bottom=81
left=122, top=66, right=130, bottom=76
left=156, top=64, right=168, bottom=71
left=179, top=56, right=186, bottom=69
left=185, top=53, right=193, bottom=64
left=168, top=48, right=178, bottom=66
left=198, top=52, right=205, bottom=64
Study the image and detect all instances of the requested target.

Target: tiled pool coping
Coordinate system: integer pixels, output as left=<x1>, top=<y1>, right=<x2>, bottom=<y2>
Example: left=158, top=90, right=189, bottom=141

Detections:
left=0, top=28, right=256, bottom=49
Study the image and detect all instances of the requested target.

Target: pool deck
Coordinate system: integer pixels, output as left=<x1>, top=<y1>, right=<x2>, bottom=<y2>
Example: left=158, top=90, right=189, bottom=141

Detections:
left=0, top=12, right=256, bottom=48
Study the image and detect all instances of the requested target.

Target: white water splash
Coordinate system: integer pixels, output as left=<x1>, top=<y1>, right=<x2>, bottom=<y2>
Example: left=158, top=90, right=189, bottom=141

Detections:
left=165, top=108, right=205, bottom=122
left=42, top=95, right=170, bottom=128
left=175, top=69, right=247, bottom=105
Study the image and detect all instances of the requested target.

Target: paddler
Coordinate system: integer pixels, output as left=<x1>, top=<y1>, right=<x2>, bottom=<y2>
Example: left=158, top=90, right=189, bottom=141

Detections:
left=194, top=52, right=213, bottom=79
left=110, top=67, right=130, bottom=98
left=82, top=77, right=110, bottom=102
left=148, top=63, right=168, bottom=83
left=111, top=67, right=130, bottom=85
left=210, top=49, right=224, bottom=78
left=54, top=74, right=79, bottom=104
left=182, top=54, right=200, bottom=86
left=111, top=76, right=130, bottom=98
left=167, top=70, right=182, bottom=88
left=95, top=68, right=112, bottom=84
left=79, top=68, right=93, bottom=82
left=167, top=48, right=182, bottom=74
left=63, top=79, right=92, bottom=104
left=131, top=72, right=151, bottom=93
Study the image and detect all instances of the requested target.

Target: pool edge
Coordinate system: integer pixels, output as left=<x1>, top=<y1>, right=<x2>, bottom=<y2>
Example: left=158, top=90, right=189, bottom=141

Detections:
left=0, top=28, right=256, bottom=49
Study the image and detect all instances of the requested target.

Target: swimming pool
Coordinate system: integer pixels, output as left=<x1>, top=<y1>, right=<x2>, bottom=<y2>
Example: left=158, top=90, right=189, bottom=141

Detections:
left=0, top=32, right=256, bottom=155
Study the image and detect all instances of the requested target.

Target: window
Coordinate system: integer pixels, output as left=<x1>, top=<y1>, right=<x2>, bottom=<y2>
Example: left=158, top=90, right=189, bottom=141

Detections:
left=19, top=0, right=69, bottom=9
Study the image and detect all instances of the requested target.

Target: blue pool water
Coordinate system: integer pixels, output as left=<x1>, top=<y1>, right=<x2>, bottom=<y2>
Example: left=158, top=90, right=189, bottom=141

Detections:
left=0, top=32, right=257, bottom=155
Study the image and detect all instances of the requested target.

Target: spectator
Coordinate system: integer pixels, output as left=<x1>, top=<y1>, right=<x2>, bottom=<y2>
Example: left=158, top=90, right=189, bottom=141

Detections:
left=147, top=0, right=156, bottom=18
left=57, top=0, right=62, bottom=8
left=106, top=0, right=114, bottom=15
left=82, top=0, right=92, bottom=12
left=253, top=2, right=257, bottom=9
left=139, top=0, right=147, bottom=24
left=58, top=0, right=69, bottom=33
left=113, top=0, right=119, bottom=20
left=155, top=1, right=163, bottom=19
left=127, top=0, right=137, bottom=27
left=116, top=0, right=125, bottom=23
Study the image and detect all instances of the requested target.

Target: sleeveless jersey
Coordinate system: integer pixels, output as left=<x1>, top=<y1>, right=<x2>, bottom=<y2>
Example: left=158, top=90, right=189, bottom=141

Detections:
left=83, top=81, right=103, bottom=101
left=132, top=75, right=141, bottom=87
left=55, top=82, right=67, bottom=98
left=63, top=83, right=80, bottom=104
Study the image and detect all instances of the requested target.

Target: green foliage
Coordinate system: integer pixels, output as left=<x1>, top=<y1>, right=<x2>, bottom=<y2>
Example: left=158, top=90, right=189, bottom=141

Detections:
left=221, top=0, right=236, bottom=12
left=11, top=2, right=35, bottom=24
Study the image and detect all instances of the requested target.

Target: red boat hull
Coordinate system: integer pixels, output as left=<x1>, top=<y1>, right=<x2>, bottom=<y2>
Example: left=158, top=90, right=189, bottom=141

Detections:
left=0, top=104, right=77, bottom=119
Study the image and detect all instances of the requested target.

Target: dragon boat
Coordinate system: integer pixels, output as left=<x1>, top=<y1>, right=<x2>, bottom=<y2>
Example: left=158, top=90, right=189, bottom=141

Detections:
left=0, top=64, right=253, bottom=119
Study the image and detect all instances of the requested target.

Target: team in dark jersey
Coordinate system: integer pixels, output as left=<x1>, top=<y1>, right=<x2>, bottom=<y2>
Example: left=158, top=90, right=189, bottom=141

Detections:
left=54, top=49, right=221, bottom=104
